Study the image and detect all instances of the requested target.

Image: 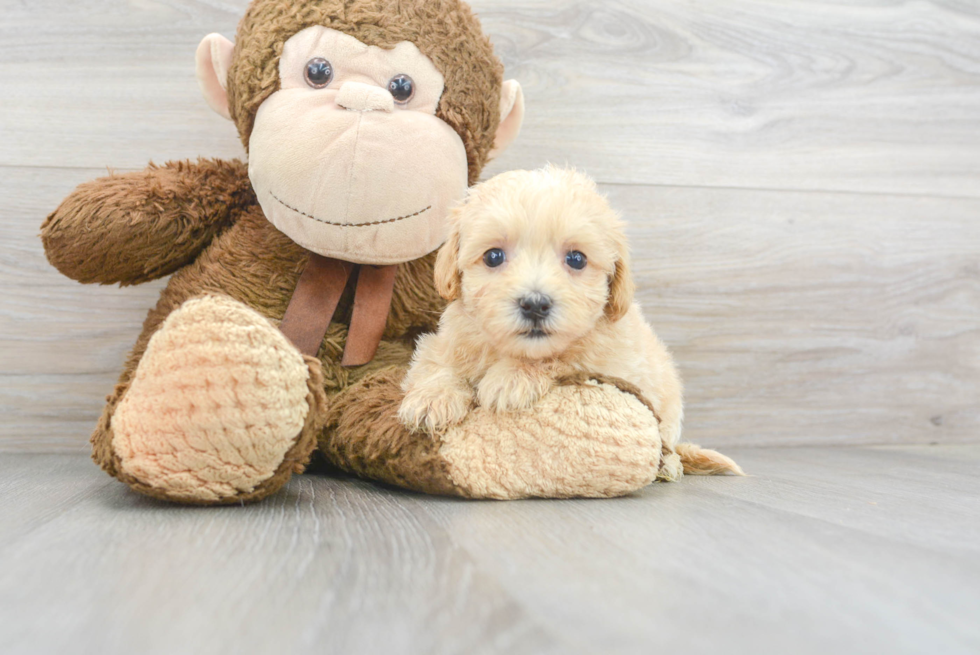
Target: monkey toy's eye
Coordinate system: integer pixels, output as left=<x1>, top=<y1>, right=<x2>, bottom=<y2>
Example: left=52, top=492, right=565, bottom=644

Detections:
left=565, top=251, right=587, bottom=270
left=483, top=248, right=506, bottom=268
left=304, top=58, right=334, bottom=88
left=388, top=74, right=415, bottom=104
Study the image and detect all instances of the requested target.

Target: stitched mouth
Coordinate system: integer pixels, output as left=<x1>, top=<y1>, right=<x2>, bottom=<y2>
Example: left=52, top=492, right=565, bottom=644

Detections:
left=270, top=191, right=431, bottom=228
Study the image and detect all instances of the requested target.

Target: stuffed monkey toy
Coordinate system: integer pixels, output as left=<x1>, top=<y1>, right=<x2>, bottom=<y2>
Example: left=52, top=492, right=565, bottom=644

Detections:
left=42, top=0, right=736, bottom=505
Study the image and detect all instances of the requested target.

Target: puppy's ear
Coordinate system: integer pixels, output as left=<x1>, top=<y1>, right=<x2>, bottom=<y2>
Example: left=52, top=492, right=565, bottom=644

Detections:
left=434, top=218, right=462, bottom=301
left=605, top=235, right=635, bottom=322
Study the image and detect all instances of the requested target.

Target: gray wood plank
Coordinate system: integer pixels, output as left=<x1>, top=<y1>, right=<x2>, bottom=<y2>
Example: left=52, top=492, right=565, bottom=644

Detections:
left=2, top=1, right=979, bottom=196
left=410, top=445, right=980, bottom=654
left=0, top=456, right=570, bottom=655
left=0, top=453, right=113, bottom=551
left=480, top=0, right=980, bottom=196
left=0, top=166, right=166, bottom=451
left=0, top=0, right=250, bottom=168
left=1, top=447, right=978, bottom=655
left=609, top=184, right=980, bottom=448
left=4, top=165, right=977, bottom=450
left=689, top=444, right=980, bottom=552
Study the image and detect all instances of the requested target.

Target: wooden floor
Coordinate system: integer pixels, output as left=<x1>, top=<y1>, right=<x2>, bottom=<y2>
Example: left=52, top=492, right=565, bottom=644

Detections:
left=2, top=2, right=979, bottom=653
left=1, top=446, right=978, bottom=655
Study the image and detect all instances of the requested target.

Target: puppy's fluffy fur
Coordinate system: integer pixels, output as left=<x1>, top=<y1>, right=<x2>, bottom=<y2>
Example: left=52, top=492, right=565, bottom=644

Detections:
left=399, top=166, right=742, bottom=476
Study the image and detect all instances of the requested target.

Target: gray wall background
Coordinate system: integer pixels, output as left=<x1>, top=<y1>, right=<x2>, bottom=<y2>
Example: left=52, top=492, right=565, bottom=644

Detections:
left=1, top=0, right=978, bottom=451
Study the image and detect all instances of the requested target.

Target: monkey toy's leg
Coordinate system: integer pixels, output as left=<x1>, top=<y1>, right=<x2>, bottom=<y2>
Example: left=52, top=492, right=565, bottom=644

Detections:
left=317, top=367, right=463, bottom=496
left=43, top=159, right=328, bottom=503
left=93, top=295, right=327, bottom=504
left=317, top=368, right=677, bottom=499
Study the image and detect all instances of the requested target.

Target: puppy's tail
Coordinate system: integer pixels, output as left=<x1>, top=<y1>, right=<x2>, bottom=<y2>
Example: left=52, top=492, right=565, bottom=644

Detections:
left=676, top=443, right=745, bottom=476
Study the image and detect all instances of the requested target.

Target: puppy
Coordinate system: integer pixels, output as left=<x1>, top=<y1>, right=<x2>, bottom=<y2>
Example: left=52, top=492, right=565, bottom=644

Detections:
left=397, top=165, right=682, bottom=437
left=399, top=166, right=743, bottom=476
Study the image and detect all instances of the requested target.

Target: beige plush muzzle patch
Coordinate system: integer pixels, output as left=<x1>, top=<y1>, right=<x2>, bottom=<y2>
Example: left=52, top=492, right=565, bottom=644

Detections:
left=247, top=26, right=469, bottom=265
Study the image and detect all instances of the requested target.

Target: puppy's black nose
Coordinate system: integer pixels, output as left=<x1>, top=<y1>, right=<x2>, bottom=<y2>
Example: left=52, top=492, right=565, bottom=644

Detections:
left=518, top=294, right=552, bottom=321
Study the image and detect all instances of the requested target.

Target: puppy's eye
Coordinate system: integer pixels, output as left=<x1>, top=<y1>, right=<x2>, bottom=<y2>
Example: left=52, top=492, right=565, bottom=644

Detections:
left=483, top=248, right=506, bottom=268
left=565, top=251, right=588, bottom=270
left=388, top=74, right=415, bottom=104
left=304, top=58, right=334, bottom=88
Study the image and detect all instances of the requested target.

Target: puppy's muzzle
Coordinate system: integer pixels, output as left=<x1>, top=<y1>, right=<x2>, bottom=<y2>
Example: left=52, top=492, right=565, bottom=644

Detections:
left=518, top=293, right=553, bottom=323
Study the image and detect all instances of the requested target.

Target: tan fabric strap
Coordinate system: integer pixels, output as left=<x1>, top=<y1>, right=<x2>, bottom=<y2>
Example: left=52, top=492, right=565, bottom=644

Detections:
left=279, top=253, right=396, bottom=367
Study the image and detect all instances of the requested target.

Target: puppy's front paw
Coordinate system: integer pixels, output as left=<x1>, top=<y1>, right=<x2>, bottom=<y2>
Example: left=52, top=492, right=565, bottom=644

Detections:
left=399, top=384, right=474, bottom=433
left=477, top=364, right=552, bottom=413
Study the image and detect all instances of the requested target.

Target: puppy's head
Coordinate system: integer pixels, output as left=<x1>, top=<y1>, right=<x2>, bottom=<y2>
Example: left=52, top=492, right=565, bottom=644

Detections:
left=435, top=165, right=634, bottom=359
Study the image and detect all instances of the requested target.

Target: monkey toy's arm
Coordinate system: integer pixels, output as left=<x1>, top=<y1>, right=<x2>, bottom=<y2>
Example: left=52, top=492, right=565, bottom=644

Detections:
left=42, top=158, right=254, bottom=286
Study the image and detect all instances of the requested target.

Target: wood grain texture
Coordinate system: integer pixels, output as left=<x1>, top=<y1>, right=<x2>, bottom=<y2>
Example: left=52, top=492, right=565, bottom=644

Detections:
left=1, top=446, right=978, bottom=654
left=2, top=0, right=979, bottom=195
left=3, top=4, right=978, bottom=653
left=3, top=166, right=977, bottom=449
left=611, top=184, right=980, bottom=447
left=479, top=0, right=980, bottom=196
left=1, top=0, right=979, bottom=451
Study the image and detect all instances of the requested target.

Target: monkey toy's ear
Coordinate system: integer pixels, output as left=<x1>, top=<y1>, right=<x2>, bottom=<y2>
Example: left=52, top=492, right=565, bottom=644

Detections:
left=488, top=80, right=525, bottom=160
left=195, top=33, right=236, bottom=120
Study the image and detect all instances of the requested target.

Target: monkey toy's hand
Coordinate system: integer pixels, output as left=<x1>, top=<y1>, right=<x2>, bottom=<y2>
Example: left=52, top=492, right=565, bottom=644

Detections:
left=42, top=159, right=253, bottom=286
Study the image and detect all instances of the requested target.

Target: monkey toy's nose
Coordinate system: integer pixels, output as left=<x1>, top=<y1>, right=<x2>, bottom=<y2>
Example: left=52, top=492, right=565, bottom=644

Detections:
left=336, top=81, right=394, bottom=113
left=518, top=294, right=553, bottom=321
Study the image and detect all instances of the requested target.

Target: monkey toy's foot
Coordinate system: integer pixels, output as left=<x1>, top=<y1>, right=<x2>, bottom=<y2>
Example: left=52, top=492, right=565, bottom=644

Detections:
left=110, top=295, right=321, bottom=504
left=323, top=371, right=670, bottom=500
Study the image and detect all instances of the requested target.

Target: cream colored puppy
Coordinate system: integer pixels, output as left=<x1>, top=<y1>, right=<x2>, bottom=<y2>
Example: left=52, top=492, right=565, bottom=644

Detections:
left=398, top=165, right=691, bottom=454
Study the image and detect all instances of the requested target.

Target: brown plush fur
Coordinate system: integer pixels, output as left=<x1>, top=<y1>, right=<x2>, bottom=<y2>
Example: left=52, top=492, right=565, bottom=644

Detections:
left=41, top=159, right=255, bottom=286
left=77, top=197, right=442, bottom=492
left=42, top=0, right=690, bottom=504
left=228, top=0, right=503, bottom=185
left=320, top=368, right=676, bottom=498
left=43, top=0, right=497, bottom=504
left=319, top=367, right=460, bottom=496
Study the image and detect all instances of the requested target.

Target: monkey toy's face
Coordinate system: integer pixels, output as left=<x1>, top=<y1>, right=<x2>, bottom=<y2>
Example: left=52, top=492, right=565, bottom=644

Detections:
left=250, top=27, right=467, bottom=264
left=196, top=4, right=523, bottom=266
